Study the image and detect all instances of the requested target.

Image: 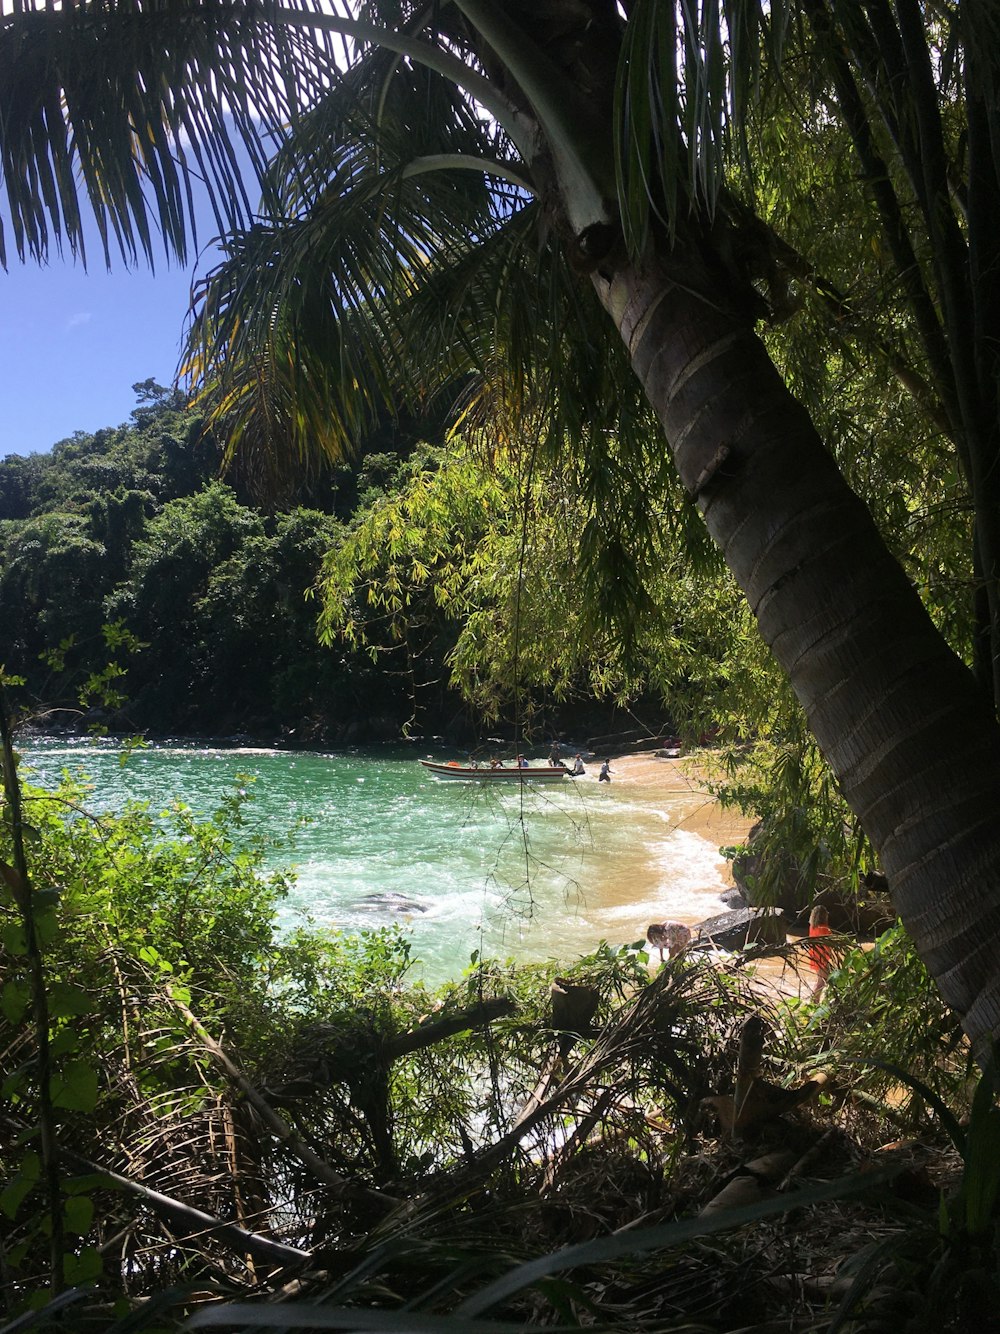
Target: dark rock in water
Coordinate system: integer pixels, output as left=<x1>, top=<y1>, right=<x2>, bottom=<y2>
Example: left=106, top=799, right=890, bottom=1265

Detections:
left=718, top=886, right=747, bottom=909
left=693, top=906, right=786, bottom=950
left=655, top=747, right=682, bottom=759
left=356, top=892, right=428, bottom=914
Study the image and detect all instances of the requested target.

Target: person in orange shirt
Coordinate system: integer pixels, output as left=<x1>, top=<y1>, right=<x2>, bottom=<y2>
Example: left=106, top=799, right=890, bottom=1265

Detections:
left=807, top=904, right=834, bottom=1000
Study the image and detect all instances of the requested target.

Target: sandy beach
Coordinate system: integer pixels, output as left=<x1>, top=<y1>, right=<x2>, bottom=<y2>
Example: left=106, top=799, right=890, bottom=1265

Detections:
left=585, top=751, right=813, bottom=998
left=510, top=750, right=758, bottom=967
left=606, top=750, right=755, bottom=876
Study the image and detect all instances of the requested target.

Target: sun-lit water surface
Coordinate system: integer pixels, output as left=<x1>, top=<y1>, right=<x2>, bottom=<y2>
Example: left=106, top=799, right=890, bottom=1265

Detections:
left=20, top=739, right=731, bottom=985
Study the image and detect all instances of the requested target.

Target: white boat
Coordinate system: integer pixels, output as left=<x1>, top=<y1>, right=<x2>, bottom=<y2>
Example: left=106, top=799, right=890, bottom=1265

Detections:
left=419, top=759, right=568, bottom=782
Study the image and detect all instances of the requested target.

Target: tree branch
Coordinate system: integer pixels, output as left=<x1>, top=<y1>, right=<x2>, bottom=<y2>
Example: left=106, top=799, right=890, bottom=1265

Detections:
left=384, top=997, right=517, bottom=1059
left=59, top=1149, right=312, bottom=1270
left=165, top=987, right=397, bottom=1213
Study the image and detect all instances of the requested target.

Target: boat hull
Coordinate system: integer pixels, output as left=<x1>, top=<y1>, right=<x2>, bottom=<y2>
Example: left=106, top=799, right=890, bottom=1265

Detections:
left=419, top=759, right=568, bottom=782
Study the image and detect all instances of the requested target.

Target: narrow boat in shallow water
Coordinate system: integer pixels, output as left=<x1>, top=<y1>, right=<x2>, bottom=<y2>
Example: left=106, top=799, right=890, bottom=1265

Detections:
left=419, top=759, right=568, bottom=782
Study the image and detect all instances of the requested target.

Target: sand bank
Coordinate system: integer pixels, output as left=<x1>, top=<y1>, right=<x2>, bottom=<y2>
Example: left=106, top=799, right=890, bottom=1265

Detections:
left=599, top=752, right=820, bottom=999
left=526, top=751, right=757, bottom=964
left=606, top=751, right=755, bottom=878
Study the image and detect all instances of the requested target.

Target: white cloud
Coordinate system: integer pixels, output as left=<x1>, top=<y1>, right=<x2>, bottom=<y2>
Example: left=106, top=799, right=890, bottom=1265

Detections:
left=65, top=311, right=93, bottom=331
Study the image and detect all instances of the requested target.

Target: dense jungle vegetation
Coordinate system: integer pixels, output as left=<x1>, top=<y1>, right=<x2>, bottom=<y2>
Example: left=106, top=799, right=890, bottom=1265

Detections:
left=0, top=382, right=454, bottom=741
left=0, top=381, right=695, bottom=745
left=5, top=0, right=1000, bottom=1329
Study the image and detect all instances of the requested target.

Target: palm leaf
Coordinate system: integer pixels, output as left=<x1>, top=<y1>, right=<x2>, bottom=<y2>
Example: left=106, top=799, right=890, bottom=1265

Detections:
left=0, top=0, right=346, bottom=268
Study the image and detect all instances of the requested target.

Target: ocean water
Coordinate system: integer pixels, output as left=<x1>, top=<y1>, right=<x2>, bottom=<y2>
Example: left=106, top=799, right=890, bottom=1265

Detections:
left=18, top=740, right=732, bottom=984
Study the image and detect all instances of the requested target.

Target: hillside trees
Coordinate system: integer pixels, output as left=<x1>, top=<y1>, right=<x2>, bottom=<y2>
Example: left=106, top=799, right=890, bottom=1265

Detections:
left=0, top=392, right=419, bottom=736
left=4, top=0, right=1000, bottom=1045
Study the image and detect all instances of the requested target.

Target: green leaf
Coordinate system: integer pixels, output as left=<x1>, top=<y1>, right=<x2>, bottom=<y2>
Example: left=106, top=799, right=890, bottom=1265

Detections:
left=50, top=1059, right=100, bottom=1113
left=47, top=982, right=92, bottom=1019
left=62, top=1246, right=103, bottom=1285
left=1, top=1064, right=28, bottom=1101
left=64, top=1195, right=95, bottom=1237
left=66, top=1173, right=115, bottom=1195
left=957, top=1066, right=1000, bottom=1235
left=1, top=979, right=30, bottom=1024
left=33, top=906, right=61, bottom=947
left=1, top=1151, right=41, bottom=1220
left=49, top=1029, right=80, bottom=1058
left=2, top=922, right=28, bottom=956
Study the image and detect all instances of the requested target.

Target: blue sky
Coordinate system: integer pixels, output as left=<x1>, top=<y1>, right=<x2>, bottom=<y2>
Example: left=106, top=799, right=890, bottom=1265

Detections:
left=1, top=242, right=207, bottom=458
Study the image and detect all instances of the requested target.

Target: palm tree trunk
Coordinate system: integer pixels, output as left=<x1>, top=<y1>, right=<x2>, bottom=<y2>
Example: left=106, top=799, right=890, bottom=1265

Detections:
left=594, top=253, right=1000, bottom=1049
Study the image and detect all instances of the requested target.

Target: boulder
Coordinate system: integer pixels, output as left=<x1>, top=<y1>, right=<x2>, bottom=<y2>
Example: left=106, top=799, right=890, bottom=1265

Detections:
left=694, top=906, right=787, bottom=951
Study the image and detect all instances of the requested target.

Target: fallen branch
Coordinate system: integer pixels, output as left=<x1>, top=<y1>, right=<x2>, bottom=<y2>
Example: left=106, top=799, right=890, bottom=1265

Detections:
left=385, top=997, right=516, bottom=1059
left=60, top=1149, right=311, bottom=1270
left=165, top=986, right=397, bottom=1212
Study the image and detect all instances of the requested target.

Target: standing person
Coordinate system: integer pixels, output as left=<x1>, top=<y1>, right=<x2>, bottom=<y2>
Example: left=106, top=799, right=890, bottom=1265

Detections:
left=807, top=904, right=834, bottom=1000
left=548, top=743, right=562, bottom=766
left=598, top=759, right=612, bottom=783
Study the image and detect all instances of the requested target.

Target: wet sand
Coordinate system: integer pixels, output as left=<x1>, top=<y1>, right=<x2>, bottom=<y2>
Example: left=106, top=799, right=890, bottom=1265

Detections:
left=606, top=751, right=755, bottom=877
left=585, top=752, right=811, bottom=998
left=519, top=751, right=757, bottom=964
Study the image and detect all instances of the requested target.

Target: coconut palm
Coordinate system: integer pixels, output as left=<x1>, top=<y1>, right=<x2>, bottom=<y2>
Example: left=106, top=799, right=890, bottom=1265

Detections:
left=4, top=0, right=1000, bottom=1048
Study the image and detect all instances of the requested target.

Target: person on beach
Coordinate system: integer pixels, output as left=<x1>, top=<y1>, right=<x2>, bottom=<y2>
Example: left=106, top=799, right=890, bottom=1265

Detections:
left=598, top=759, right=612, bottom=783
left=807, top=904, right=833, bottom=1000
left=646, top=920, right=692, bottom=963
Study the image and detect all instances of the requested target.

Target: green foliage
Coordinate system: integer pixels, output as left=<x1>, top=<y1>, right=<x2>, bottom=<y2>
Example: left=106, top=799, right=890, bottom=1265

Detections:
left=0, top=741, right=763, bottom=1322
left=794, top=923, right=967, bottom=1130
left=711, top=729, right=871, bottom=911
left=318, top=433, right=762, bottom=735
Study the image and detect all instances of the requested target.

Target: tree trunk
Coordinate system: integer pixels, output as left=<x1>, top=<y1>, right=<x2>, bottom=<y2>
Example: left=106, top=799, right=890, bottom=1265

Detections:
left=593, top=253, right=1000, bottom=1049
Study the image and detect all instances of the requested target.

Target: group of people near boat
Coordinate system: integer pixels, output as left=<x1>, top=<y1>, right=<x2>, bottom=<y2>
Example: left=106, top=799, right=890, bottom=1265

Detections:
left=546, top=747, right=613, bottom=782
left=472, top=749, right=616, bottom=780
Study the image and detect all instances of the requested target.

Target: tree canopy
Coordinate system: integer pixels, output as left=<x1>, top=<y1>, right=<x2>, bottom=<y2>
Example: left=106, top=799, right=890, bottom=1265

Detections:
left=5, top=0, right=1000, bottom=1055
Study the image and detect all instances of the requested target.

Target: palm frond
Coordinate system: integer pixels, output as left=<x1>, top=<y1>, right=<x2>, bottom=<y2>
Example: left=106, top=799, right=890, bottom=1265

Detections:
left=613, top=0, right=793, bottom=244
left=0, top=0, right=341, bottom=268
left=185, top=148, right=506, bottom=465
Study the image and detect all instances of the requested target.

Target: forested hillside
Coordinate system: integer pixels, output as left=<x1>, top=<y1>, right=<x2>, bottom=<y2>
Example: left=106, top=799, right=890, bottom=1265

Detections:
left=0, top=382, right=467, bottom=740
left=0, top=382, right=694, bottom=744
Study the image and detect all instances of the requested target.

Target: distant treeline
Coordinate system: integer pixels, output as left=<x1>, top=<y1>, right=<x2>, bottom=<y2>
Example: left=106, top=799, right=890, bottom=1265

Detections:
left=1, top=382, right=652, bottom=746
left=0, top=380, right=461, bottom=741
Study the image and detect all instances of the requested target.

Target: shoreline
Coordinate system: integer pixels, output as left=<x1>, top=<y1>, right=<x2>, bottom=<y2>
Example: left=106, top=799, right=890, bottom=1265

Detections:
left=525, top=750, right=757, bottom=960
left=594, top=751, right=816, bottom=1000
left=23, top=735, right=764, bottom=976
left=604, top=750, right=754, bottom=884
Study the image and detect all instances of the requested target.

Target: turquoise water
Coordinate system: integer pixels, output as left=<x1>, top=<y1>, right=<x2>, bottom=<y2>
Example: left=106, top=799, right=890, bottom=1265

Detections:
left=19, top=739, right=731, bottom=984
